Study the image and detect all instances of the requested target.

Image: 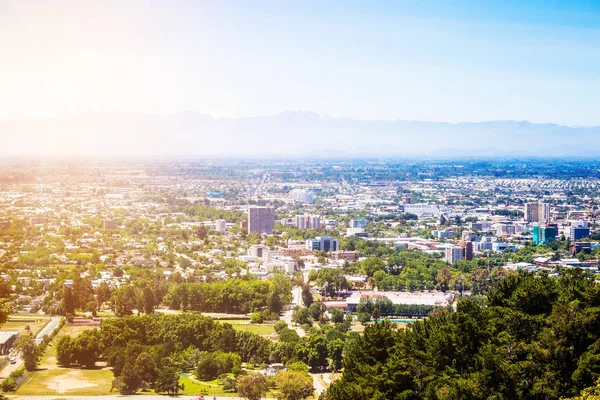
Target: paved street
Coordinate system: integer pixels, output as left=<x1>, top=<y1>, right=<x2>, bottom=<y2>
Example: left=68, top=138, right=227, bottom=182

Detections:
left=1, top=317, right=62, bottom=379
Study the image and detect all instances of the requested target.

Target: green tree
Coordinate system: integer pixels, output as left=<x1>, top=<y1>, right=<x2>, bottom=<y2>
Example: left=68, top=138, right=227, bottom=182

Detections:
left=237, top=374, right=268, bottom=400
left=154, top=365, right=183, bottom=395
left=276, top=371, right=314, bottom=400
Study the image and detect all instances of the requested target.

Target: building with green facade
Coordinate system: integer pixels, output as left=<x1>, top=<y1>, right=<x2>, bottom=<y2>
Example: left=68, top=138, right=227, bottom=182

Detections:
left=532, top=224, right=558, bottom=245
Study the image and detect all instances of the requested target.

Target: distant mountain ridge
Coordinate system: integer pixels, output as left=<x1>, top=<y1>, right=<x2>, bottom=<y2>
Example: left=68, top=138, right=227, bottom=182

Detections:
left=1, top=111, right=599, bottom=156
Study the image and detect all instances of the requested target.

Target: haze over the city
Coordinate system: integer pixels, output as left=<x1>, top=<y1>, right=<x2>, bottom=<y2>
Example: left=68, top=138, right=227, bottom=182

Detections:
left=1, top=0, right=600, bottom=155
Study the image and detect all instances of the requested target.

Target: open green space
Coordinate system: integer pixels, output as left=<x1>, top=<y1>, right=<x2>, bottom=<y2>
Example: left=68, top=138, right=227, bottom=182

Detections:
left=16, top=368, right=114, bottom=396
left=179, top=373, right=279, bottom=398
left=1, top=315, right=50, bottom=336
left=218, top=320, right=275, bottom=336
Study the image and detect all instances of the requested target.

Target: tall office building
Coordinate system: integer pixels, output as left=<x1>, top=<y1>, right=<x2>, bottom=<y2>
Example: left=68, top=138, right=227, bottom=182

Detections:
left=532, top=224, right=557, bottom=245
left=524, top=202, right=550, bottom=223
left=445, top=245, right=463, bottom=264
left=458, top=240, right=473, bottom=261
left=306, top=236, right=339, bottom=252
left=248, top=206, right=275, bottom=234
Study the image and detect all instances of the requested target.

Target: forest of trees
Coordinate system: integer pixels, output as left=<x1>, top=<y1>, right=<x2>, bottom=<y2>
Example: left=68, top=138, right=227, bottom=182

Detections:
left=54, top=312, right=352, bottom=396
left=323, top=270, right=600, bottom=400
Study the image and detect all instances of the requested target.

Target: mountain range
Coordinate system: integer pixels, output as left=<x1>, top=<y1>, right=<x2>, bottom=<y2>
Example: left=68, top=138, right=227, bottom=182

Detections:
left=1, top=111, right=599, bottom=157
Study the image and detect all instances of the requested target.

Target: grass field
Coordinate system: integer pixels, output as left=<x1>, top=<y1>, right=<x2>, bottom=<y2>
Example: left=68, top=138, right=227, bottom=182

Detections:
left=1, top=315, right=50, bottom=336
left=179, top=373, right=279, bottom=397
left=218, top=320, right=275, bottom=336
left=17, top=321, right=114, bottom=396
left=16, top=368, right=114, bottom=396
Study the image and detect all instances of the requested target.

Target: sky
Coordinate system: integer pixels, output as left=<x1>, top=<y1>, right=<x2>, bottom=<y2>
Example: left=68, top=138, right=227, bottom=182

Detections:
left=1, top=0, right=600, bottom=125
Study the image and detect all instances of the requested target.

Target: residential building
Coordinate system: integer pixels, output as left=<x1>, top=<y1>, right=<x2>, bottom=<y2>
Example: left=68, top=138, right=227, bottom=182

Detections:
left=524, top=202, right=550, bottom=223
left=350, top=219, right=367, bottom=229
left=248, top=206, right=274, bottom=234
left=445, top=245, right=463, bottom=264
left=469, top=222, right=493, bottom=232
left=215, top=219, right=227, bottom=234
left=433, top=229, right=454, bottom=239
left=461, top=231, right=477, bottom=242
left=306, top=236, right=339, bottom=252
left=248, top=244, right=269, bottom=259
left=295, top=214, right=320, bottom=230
left=289, top=189, right=315, bottom=204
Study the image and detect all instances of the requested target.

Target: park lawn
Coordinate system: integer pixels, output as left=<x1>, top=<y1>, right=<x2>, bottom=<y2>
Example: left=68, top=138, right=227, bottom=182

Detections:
left=16, top=368, right=114, bottom=396
left=218, top=320, right=275, bottom=336
left=179, top=374, right=279, bottom=398
left=1, top=316, right=50, bottom=336
left=60, top=324, right=95, bottom=337
left=179, top=375, right=234, bottom=396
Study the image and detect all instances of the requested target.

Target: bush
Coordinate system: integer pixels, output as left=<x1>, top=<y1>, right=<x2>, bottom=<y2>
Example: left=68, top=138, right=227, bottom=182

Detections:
left=358, top=312, right=371, bottom=324
left=274, top=320, right=288, bottom=333
left=1, top=377, right=16, bottom=392
left=250, top=312, right=264, bottom=324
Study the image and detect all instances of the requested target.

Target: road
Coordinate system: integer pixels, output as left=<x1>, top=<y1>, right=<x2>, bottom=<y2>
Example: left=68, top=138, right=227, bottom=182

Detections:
left=34, top=317, right=61, bottom=345
left=1, top=316, right=62, bottom=379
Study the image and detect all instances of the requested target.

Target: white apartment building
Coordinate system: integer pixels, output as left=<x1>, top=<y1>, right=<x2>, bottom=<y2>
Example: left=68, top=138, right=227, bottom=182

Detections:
left=289, top=189, right=315, bottom=204
left=445, top=245, right=463, bottom=264
left=295, top=214, right=320, bottom=230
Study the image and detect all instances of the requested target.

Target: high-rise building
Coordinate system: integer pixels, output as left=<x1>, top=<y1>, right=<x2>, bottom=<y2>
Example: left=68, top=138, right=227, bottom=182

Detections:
left=524, top=202, right=550, bottom=223
left=215, top=219, right=227, bottom=234
left=103, top=219, right=116, bottom=230
left=295, top=214, right=320, bottom=230
left=570, top=221, right=590, bottom=241
left=306, top=236, right=339, bottom=252
left=289, top=189, right=315, bottom=204
left=445, top=245, right=463, bottom=264
left=350, top=219, right=367, bottom=229
left=457, top=240, right=473, bottom=261
left=248, top=206, right=275, bottom=234
left=532, top=224, right=557, bottom=245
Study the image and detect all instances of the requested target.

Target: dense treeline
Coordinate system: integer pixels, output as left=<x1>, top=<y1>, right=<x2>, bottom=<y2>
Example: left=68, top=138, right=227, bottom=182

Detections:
left=56, top=313, right=345, bottom=396
left=179, top=205, right=245, bottom=223
left=164, top=274, right=292, bottom=315
left=339, top=250, right=511, bottom=294
left=323, top=270, right=600, bottom=400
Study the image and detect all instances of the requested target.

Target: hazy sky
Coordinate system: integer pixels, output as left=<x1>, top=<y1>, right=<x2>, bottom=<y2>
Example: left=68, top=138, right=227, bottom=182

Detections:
left=1, top=0, right=600, bottom=125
